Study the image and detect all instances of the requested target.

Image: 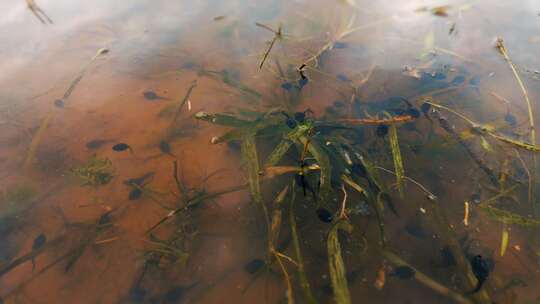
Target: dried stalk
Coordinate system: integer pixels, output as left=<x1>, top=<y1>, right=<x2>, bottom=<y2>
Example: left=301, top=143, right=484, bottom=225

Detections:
left=273, top=250, right=295, bottom=304
left=496, top=37, right=537, bottom=212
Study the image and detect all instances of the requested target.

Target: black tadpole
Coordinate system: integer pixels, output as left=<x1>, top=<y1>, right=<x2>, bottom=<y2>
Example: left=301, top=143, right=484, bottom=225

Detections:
left=112, top=143, right=133, bottom=153
left=376, top=125, right=389, bottom=137
left=316, top=208, right=333, bottom=223
left=468, top=255, right=490, bottom=294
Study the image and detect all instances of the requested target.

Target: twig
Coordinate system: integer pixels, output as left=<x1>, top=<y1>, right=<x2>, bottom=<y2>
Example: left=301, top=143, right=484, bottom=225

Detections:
left=171, top=80, right=198, bottom=125
left=373, top=166, right=437, bottom=200
left=273, top=251, right=295, bottom=304
left=173, top=160, right=187, bottom=200
left=145, top=183, right=247, bottom=233
left=495, top=38, right=536, bottom=146
left=26, top=0, right=53, bottom=24
left=299, top=18, right=391, bottom=69
left=463, top=202, right=470, bottom=226
left=337, top=115, right=414, bottom=125
left=496, top=37, right=537, bottom=213
left=257, top=23, right=282, bottom=70
left=94, top=237, right=119, bottom=245
left=129, top=183, right=173, bottom=210
left=478, top=184, right=519, bottom=207
left=273, top=251, right=298, bottom=267
left=339, top=184, right=348, bottom=219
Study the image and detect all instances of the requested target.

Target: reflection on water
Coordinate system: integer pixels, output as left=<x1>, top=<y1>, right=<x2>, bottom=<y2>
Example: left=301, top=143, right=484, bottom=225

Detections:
left=1, top=0, right=540, bottom=303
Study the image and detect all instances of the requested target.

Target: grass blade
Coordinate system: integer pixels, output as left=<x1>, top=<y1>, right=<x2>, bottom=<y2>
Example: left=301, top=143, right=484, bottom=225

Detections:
left=194, top=112, right=253, bottom=128
left=265, top=139, right=294, bottom=167
left=241, top=133, right=270, bottom=227
left=24, top=113, right=53, bottom=170
left=500, top=226, right=509, bottom=257
left=389, top=125, right=405, bottom=197
left=268, top=186, right=289, bottom=257
left=289, top=182, right=318, bottom=304
left=327, top=220, right=353, bottom=304
left=479, top=204, right=540, bottom=227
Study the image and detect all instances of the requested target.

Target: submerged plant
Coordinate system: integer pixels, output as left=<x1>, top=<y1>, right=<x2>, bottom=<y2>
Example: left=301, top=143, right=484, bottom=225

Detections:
left=70, top=155, right=114, bottom=187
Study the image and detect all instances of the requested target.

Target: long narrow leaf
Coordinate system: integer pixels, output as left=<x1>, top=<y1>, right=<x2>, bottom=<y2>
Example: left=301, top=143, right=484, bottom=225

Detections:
left=241, top=133, right=270, bottom=227
left=290, top=182, right=318, bottom=304
left=327, top=220, right=353, bottom=304
left=389, top=125, right=405, bottom=197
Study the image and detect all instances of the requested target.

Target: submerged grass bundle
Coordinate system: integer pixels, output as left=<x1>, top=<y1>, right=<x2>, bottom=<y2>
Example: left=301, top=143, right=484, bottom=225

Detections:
left=388, top=124, right=405, bottom=197
left=327, top=220, right=353, bottom=304
left=70, top=155, right=114, bottom=187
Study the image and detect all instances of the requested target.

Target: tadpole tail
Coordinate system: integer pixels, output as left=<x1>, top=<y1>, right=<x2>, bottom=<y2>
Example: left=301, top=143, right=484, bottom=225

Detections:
left=301, top=175, right=307, bottom=196
left=466, top=279, right=484, bottom=295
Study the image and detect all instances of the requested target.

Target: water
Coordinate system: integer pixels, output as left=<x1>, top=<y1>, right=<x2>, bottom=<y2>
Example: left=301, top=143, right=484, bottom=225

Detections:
left=1, top=0, right=540, bottom=303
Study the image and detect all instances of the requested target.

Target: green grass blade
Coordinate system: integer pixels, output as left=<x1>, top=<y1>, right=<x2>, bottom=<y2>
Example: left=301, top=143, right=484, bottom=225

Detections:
left=265, top=139, right=294, bottom=167
left=241, top=133, right=270, bottom=227
left=389, top=125, right=405, bottom=197
left=327, top=220, right=353, bottom=304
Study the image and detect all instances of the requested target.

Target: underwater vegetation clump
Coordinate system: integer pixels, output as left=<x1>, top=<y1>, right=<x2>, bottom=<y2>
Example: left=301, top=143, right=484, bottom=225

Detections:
left=186, top=13, right=540, bottom=303
left=3, top=1, right=540, bottom=303
left=70, top=155, right=114, bottom=187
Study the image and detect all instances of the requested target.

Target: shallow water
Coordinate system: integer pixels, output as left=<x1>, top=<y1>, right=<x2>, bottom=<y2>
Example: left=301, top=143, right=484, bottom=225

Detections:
left=1, top=0, right=540, bottom=303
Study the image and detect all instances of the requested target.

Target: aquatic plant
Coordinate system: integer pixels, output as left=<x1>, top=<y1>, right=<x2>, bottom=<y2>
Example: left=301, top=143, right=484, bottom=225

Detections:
left=70, top=155, right=114, bottom=187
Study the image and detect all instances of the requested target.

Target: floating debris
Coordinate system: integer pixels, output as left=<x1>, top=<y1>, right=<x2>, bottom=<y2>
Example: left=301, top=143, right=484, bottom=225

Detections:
left=213, top=15, right=226, bottom=21
left=449, top=22, right=456, bottom=35
left=431, top=6, right=451, bottom=17
left=463, top=202, right=470, bottom=226
left=374, top=264, right=386, bottom=290
left=403, top=66, right=422, bottom=79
